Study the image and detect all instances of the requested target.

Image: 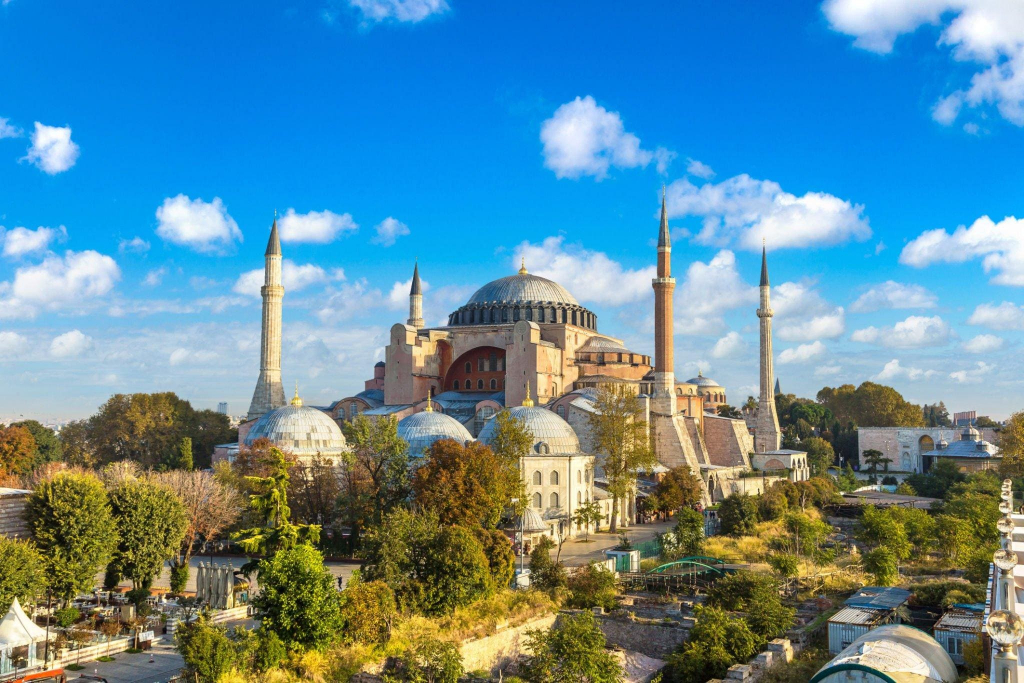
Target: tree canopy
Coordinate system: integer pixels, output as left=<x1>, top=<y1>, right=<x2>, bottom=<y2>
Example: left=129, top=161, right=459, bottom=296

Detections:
left=0, top=537, right=45, bottom=612
left=816, top=382, right=924, bottom=427
left=523, top=610, right=622, bottom=683
left=108, top=478, right=189, bottom=589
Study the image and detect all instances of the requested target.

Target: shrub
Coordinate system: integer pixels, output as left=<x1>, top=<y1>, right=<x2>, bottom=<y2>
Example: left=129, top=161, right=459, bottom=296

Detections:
left=529, top=537, right=567, bottom=592
left=169, top=564, right=189, bottom=595
left=54, top=607, right=81, bottom=628
left=253, top=544, right=344, bottom=650
left=474, top=527, right=515, bottom=590
left=522, top=611, right=621, bottom=683
left=176, top=618, right=236, bottom=683
left=663, top=606, right=758, bottom=682
left=719, top=493, right=758, bottom=536
left=388, top=638, right=463, bottom=683
left=566, top=563, right=617, bottom=611
left=909, top=580, right=985, bottom=607
left=340, top=580, right=396, bottom=646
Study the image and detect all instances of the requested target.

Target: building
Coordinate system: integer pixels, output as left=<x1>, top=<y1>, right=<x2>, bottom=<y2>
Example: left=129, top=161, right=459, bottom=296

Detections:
left=953, top=410, right=977, bottom=426
left=920, top=424, right=1001, bottom=473
left=217, top=401, right=228, bottom=415
left=827, top=587, right=911, bottom=654
left=396, top=396, right=473, bottom=458
left=749, top=449, right=811, bottom=482
left=813, top=624, right=957, bottom=683
left=932, top=606, right=982, bottom=665
left=232, top=388, right=348, bottom=466
left=247, top=219, right=286, bottom=421
left=754, top=245, right=782, bottom=454
left=857, top=426, right=999, bottom=473
left=0, top=488, right=30, bottom=539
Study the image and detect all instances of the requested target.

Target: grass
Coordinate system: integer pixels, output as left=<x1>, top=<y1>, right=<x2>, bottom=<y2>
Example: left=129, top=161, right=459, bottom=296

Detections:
left=66, top=664, right=85, bottom=671
left=125, top=647, right=144, bottom=654
left=97, top=655, right=115, bottom=662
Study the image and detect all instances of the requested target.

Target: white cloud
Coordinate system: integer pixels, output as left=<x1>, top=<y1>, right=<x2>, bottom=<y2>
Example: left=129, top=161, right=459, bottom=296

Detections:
left=118, top=236, right=150, bottom=254
left=967, top=301, right=1024, bottom=330
left=851, top=314, right=952, bottom=348
left=772, top=281, right=832, bottom=319
left=143, top=268, right=167, bottom=287
left=387, top=275, right=429, bottom=309
left=900, top=215, right=1024, bottom=285
left=777, top=308, right=846, bottom=342
left=823, top=0, right=1024, bottom=126
left=168, top=347, right=218, bottom=366
left=778, top=340, right=827, bottom=364
left=540, top=96, right=671, bottom=180
left=874, top=359, right=938, bottom=382
left=667, top=173, right=871, bottom=250
left=675, top=250, right=757, bottom=331
left=233, top=260, right=343, bottom=297
left=686, top=158, right=715, bottom=179
left=0, top=250, right=121, bottom=319
left=371, top=217, right=410, bottom=247
left=50, top=330, right=92, bottom=358
left=0, top=331, right=29, bottom=358
left=850, top=281, right=938, bottom=312
left=22, top=122, right=80, bottom=174
left=155, top=195, right=242, bottom=254
left=512, top=236, right=656, bottom=307
left=318, top=279, right=388, bottom=322
left=710, top=331, right=745, bottom=359
left=950, top=361, right=996, bottom=383
left=278, top=208, right=357, bottom=244
left=963, top=334, right=1004, bottom=353
left=347, top=0, right=449, bottom=23
left=0, top=118, right=22, bottom=139
left=815, top=364, right=842, bottom=378
left=1, top=225, right=65, bottom=258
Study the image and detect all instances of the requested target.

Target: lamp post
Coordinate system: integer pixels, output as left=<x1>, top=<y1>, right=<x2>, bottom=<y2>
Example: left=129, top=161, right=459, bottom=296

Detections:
left=511, top=498, right=524, bottom=576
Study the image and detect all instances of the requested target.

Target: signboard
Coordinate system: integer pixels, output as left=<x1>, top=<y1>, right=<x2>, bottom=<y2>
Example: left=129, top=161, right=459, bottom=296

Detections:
left=139, top=630, right=155, bottom=642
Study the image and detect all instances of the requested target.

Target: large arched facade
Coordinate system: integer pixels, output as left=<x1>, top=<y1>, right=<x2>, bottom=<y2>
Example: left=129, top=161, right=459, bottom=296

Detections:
left=443, top=346, right=506, bottom=393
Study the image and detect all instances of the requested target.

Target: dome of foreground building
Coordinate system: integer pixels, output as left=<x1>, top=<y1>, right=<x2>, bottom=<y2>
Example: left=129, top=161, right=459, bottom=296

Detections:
left=397, top=401, right=473, bottom=458
left=244, top=391, right=347, bottom=459
left=477, top=392, right=582, bottom=455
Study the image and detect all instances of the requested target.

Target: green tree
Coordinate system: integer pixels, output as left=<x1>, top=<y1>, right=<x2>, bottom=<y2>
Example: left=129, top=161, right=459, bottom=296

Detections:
left=58, top=419, right=95, bottom=467
left=800, top=437, right=835, bottom=477
left=235, top=627, right=286, bottom=674
left=474, top=527, right=515, bottom=590
left=999, top=410, right=1024, bottom=478
left=863, top=546, right=899, bottom=586
left=588, top=386, right=656, bottom=532
left=571, top=500, right=603, bottom=540
left=652, top=465, right=704, bottom=514
left=706, top=571, right=794, bottom=643
left=176, top=437, right=193, bottom=470
left=856, top=506, right=911, bottom=566
left=861, top=449, right=891, bottom=482
left=885, top=506, right=935, bottom=554
left=28, top=472, right=117, bottom=601
left=252, top=544, right=343, bottom=650
left=719, top=492, right=758, bottom=536
left=905, top=458, right=965, bottom=498
left=11, top=420, right=62, bottom=468
left=523, top=610, right=622, bottom=683
left=0, top=537, right=45, bottom=611
left=716, top=404, right=741, bottom=419
left=664, top=605, right=758, bottom=683
left=836, top=463, right=859, bottom=492
left=816, top=382, right=924, bottom=428
left=488, top=410, right=532, bottom=517
left=934, top=514, right=973, bottom=565
left=108, top=479, right=188, bottom=589
left=342, top=414, right=410, bottom=529
left=176, top=617, right=236, bottom=682
left=566, top=563, right=618, bottom=611
left=674, top=507, right=706, bottom=556
left=392, top=638, right=464, bottom=683
left=340, top=579, right=396, bottom=646
left=528, top=535, right=568, bottom=591
left=768, top=553, right=799, bottom=580
left=413, top=438, right=520, bottom=528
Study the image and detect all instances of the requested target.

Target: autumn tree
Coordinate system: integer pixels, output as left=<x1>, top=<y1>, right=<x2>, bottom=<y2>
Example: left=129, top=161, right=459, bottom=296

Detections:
left=816, top=382, right=924, bottom=427
left=341, top=414, right=410, bottom=532
left=652, top=465, right=704, bottom=514
left=12, top=420, right=62, bottom=468
left=108, top=478, right=188, bottom=589
left=413, top=438, right=520, bottom=528
left=0, top=424, right=37, bottom=476
left=588, top=386, right=656, bottom=532
left=998, top=410, right=1024, bottom=478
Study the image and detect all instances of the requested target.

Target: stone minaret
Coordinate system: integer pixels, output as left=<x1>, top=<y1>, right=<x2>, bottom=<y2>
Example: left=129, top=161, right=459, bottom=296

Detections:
left=652, top=188, right=676, bottom=416
left=755, top=245, right=781, bottom=452
left=247, top=218, right=286, bottom=421
left=408, top=261, right=424, bottom=329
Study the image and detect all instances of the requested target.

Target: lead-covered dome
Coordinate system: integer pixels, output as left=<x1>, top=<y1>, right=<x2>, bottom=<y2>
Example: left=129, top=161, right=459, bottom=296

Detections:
left=478, top=405, right=581, bottom=455
left=398, top=409, right=473, bottom=458
left=245, top=396, right=347, bottom=458
left=467, top=272, right=579, bottom=306
left=684, top=370, right=721, bottom=388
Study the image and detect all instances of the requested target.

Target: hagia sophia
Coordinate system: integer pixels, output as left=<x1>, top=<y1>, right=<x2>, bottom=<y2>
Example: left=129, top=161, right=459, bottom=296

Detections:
left=223, top=192, right=810, bottom=540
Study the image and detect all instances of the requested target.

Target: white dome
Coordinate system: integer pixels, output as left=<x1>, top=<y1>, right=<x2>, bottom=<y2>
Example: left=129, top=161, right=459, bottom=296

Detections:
left=478, top=406, right=581, bottom=455
left=398, top=410, right=473, bottom=458
left=244, top=402, right=347, bottom=458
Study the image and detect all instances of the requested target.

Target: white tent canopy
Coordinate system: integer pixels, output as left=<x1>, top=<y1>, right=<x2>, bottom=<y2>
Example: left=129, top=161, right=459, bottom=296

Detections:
left=0, top=598, right=46, bottom=648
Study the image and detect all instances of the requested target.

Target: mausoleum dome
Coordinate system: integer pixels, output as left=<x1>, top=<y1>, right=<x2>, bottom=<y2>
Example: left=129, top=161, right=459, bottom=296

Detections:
left=398, top=406, right=473, bottom=458
left=478, top=403, right=581, bottom=455
left=244, top=392, right=347, bottom=458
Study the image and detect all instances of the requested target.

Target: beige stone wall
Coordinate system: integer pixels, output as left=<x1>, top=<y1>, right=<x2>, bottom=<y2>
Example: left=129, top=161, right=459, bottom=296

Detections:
left=651, top=414, right=703, bottom=471
left=458, top=613, right=558, bottom=674
left=703, top=416, right=753, bottom=468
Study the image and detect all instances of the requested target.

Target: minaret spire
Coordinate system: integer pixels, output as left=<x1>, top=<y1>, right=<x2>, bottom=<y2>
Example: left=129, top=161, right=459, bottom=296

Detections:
left=407, top=261, right=425, bottom=329
left=248, top=216, right=287, bottom=421
left=755, top=244, right=781, bottom=452
left=652, top=187, right=677, bottom=416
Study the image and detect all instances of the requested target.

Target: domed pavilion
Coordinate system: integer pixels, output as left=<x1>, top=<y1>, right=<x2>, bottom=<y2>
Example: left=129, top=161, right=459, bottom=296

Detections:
left=244, top=388, right=348, bottom=463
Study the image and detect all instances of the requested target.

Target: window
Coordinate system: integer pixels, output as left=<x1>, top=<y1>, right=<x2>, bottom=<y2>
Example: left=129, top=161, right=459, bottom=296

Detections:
left=490, top=379, right=497, bottom=390
left=453, top=380, right=460, bottom=390
left=349, top=404, right=358, bottom=419
left=477, top=379, right=484, bottom=390
left=550, top=492, right=559, bottom=508
left=489, top=352, right=497, bottom=371
left=577, top=470, right=582, bottom=484
left=465, top=361, right=472, bottom=374
left=577, top=491, right=582, bottom=504
left=533, top=471, right=542, bottom=485
left=532, top=492, right=542, bottom=508
left=478, top=358, right=486, bottom=372
left=552, top=383, right=558, bottom=396
left=550, top=471, right=559, bottom=485
left=585, top=471, right=591, bottom=483
left=557, top=405, right=566, bottom=418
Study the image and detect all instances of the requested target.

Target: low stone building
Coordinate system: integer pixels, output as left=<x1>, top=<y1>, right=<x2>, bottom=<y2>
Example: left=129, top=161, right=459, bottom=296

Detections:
left=857, top=425, right=999, bottom=473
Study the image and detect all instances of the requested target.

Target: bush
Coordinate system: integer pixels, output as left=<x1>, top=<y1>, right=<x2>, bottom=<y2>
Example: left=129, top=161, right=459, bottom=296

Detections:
left=767, top=553, right=799, bottom=578
left=719, top=493, right=758, bottom=536
left=176, top=618, right=236, bottom=683
left=388, top=638, right=463, bottom=683
left=529, top=537, right=567, bottom=592
left=909, top=580, right=985, bottom=607
left=663, top=606, right=758, bottom=682
left=881, top=475, right=898, bottom=486
left=474, top=527, right=515, bottom=590
left=674, top=508, right=706, bottom=556
left=863, top=547, right=899, bottom=586
left=169, top=563, right=189, bottom=594
left=522, top=611, right=621, bottom=683
left=54, top=607, right=80, bottom=628
left=341, top=580, right=396, bottom=646
left=706, top=571, right=794, bottom=643
left=566, top=563, right=617, bottom=611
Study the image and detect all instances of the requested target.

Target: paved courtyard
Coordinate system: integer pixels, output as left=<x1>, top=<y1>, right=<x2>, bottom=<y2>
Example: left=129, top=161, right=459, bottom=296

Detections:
left=66, top=640, right=182, bottom=683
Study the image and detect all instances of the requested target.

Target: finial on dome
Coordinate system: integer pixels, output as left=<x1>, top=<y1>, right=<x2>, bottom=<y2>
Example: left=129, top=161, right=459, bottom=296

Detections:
left=291, top=381, right=303, bottom=406
left=519, top=257, right=528, bottom=275
left=425, top=390, right=433, bottom=413
left=698, top=368, right=703, bottom=377
left=522, top=383, right=534, bottom=407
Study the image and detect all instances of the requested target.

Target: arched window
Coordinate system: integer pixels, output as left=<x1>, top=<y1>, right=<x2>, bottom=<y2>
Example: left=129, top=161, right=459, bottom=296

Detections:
left=477, top=379, right=484, bottom=390
left=490, top=379, right=497, bottom=390
left=465, top=361, right=472, bottom=374
left=578, top=491, right=582, bottom=504
left=532, top=492, right=542, bottom=508
left=453, top=380, right=460, bottom=390
left=550, top=492, right=559, bottom=508
left=585, top=471, right=591, bottom=483
left=577, top=470, right=582, bottom=484
left=349, top=404, right=358, bottom=419
left=532, top=471, right=542, bottom=485
left=552, top=383, right=558, bottom=396
left=557, top=405, right=566, bottom=418
left=550, top=471, right=559, bottom=485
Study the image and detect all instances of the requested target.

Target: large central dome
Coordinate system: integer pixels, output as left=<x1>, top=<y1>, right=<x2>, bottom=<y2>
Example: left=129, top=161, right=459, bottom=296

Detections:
left=467, top=273, right=579, bottom=306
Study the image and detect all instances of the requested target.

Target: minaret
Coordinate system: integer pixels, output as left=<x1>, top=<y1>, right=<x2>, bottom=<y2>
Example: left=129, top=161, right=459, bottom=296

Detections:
left=755, top=244, right=781, bottom=452
left=408, top=261, right=424, bottom=329
left=247, top=218, right=287, bottom=421
left=652, top=187, right=676, bottom=416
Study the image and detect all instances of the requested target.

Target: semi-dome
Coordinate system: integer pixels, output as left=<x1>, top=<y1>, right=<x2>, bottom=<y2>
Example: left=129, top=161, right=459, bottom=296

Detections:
left=398, top=406, right=473, bottom=458
left=244, top=392, right=347, bottom=458
left=478, top=402, right=581, bottom=455
left=684, top=370, right=721, bottom=388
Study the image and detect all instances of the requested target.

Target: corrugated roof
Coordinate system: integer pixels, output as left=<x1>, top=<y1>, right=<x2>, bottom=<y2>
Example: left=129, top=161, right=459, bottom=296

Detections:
left=828, top=606, right=886, bottom=626
left=934, top=609, right=982, bottom=633
left=845, top=587, right=911, bottom=610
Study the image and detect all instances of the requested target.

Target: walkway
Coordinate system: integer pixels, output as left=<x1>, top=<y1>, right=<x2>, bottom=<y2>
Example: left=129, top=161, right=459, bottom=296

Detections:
left=546, top=519, right=676, bottom=567
left=65, top=639, right=181, bottom=683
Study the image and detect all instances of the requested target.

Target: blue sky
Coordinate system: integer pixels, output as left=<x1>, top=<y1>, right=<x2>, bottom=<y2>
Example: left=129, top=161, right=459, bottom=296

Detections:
left=1, top=0, right=1023, bottom=421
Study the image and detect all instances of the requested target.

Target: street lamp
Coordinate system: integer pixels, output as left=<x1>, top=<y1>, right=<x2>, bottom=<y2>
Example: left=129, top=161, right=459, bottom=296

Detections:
left=511, top=498, right=524, bottom=577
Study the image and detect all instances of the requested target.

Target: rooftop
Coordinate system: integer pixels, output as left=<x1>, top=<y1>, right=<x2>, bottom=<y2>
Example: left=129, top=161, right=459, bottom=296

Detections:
left=845, top=586, right=911, bottom=611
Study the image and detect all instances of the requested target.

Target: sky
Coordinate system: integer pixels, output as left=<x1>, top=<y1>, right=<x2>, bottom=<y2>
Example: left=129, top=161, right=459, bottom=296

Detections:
left=1, top=0, right=1023, bottom=422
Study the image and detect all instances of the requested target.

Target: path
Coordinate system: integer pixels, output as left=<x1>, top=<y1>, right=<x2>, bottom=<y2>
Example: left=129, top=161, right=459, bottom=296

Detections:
left=66, top=639, right=181, bottom=683
left=546, top=519, right=675, bottom=567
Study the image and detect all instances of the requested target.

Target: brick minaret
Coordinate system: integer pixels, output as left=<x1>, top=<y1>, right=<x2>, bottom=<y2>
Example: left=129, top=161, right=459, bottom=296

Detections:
left=408, top=261, right=424, bottom=329
left=247, top=218, right=286, bottom=421
left=755, top=245, right=781, bottom=452
left=652, top=188, right=676, bottom=416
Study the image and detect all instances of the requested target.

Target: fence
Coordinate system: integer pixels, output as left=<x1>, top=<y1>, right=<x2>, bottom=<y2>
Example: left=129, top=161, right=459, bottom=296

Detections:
left=632, top=540, right=661, bottom=559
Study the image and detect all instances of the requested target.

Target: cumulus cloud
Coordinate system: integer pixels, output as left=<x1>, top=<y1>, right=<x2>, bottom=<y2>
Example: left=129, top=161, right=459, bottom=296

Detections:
left=278, top=208, right=357, bottom=244
left=371, top=217, right=410, bottom=247
left=0, top=117, right=22, bottom=139
left=168, top=347, right=218, bottom=366
left=850, top=281, right=937, bottom=313
left=540, top=96, right=672, bottom=180
left=0, top=331, right=29, bottom=358
left=851, top=315, right=952, bottom=348
left=963, top=333, right=1004, bottom=353
left=118, top=236, right=150, bottom=254
left=710, top=331, right=745, bottom=359
left=967, top=301, right=1024, bottom=330
left=143, top=268, right=167, bottom=287
left=666, top=173, right=871, bottom=250
left=347, top=0, right=449, bottom=23
left=772, top=281, right=832, bottom=319
left=777, top=309, right=846, bottom=342
left=21, top=122, right=80, bottom=174
left=778, top=340, right=827, bottom=364
left=0, top=250, right=121, bottom=319
left=815, top=364, right=842, bottom=378
left=512, top=236, right=656, bottom=307
left=233, top=260, right=344, bottom=297
left=950, top=361, right=996, bottom=383
left=317, top=279, right=388, bottom=322
left=1, top=225, right=66, bottom=258
left=387, top=275, right=429, bottom=309
left=900, top=215, right=1024, bottom=285
left=155, top=195, right=242, bottom=254
left=50, top=330, right=92, bottom=358
left=675, top=250, right=757, bottom=336
left=823, top=0, right=1024, bottom=126
left=686, top=158, right=715, bottom=179
left=874, top=359, right=938, bottom=382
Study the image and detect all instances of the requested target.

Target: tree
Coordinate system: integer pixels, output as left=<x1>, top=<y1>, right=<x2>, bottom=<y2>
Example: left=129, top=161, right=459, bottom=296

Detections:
left=856, top=506, right=911, bottom=567
left=706, top=572, right=794, bottom=643
left=11, top=420, right=62, bottom=468
left=864, top=547, right=899, bottom=586
left=999, top=410, right=1024, bottom=478
left=571, top=500, right=603, bottom=541
left=488, top=410, right=533, bottom=519
left=674, top=507, right=706, bottom=556
left=719, top=492, right=758, bottom=536
left=474, top=527, right=515, bottom=590
left=342, top=414, right=410, bottom=527
left=652, top=465, right=704, bottom=514
left=288, top=454, right=340, bottom=527
left=976, top=415, right=999, bottom=428
left=566, top=563, right=618, bottom=611
left=716, top=404, right=741, bottom=419
left=664, top=606, right=758, bottom=683
left=413, top=438, right=520, bottom=528
left=905, top=458, right=965, bottom=498
left=523, top=610, right=622, bottom=683
left=340, top=579, right=396, bottom=646
left=922, top=402, right=952, bottom=428
left=108, top=479, right=188, bottom=589
left=58, top=420, right=95, bottom=468
left=252, top=543, right=343, bottom=650
left=800, top=437, right=835, bottom=477
left=836, top=463, right=859, bottom=492
left=176, top=617, right=237, bottom=683
left=391, top=638, right=463, bottom=683
left=0, top=537, right=45, bottom=612
left=816, top=382, right=924, bottom=428
left=0, top=424, right=37, bottom=476
left=934, top=514, right=973, bottom=565
left=153, top=469, right=242, bottom=594
left=861, top=449, right=891, bottom=483
left=588, top=386, right=656, bottom=533
left=528, top=535, right=568, bottom=591
left=28, top=472, right=118, bottom=601
left=176, top=437, right=193, bottom=471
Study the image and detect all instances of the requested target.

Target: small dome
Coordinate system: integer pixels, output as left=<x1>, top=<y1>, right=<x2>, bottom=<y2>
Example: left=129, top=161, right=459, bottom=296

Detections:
left=398, top=410, right=473, bottom=458
left=374, top=361, right=386, bottom=368
left=962, top=425, right=981, bottom=440
left=466, top=273, right=579, bottom=306
left=478, top=406, right=581, bottom=455
left=245, top=403, right=347, bottom=458
left=684, top=370, right=721, bottom=388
